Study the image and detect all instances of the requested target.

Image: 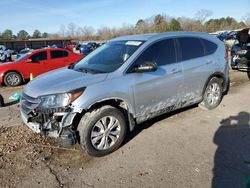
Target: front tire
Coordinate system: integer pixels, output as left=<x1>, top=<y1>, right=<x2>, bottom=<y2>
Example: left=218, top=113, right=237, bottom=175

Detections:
left=4, top=72, right=22, bottom=87
left=78, top=105, right=127, bottom=157
left=199, top=77, right=223, bottom=110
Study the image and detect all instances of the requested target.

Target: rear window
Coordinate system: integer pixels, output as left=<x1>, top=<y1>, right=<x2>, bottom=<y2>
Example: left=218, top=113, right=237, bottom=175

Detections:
left=178, top=37, right=205, bottom=61
left=201, top=39, right=218, bottom=55
left=50, top=50, right=68, bottom=59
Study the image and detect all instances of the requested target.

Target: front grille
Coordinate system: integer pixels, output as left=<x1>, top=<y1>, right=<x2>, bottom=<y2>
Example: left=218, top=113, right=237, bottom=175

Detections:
left=20, top=93, right=40, bottom=114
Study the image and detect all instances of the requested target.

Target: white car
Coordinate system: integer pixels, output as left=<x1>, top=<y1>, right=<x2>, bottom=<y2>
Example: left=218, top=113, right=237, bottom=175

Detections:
left=0, top=45, right=11, bottom=63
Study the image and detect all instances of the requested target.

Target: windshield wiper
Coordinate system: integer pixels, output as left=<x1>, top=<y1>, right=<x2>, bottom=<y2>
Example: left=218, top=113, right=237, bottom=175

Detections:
left=68, top=63, right=75, bottom=69
left=74, top=67, right=107, bottom=74
left=76, top=67, right=99, bottom=73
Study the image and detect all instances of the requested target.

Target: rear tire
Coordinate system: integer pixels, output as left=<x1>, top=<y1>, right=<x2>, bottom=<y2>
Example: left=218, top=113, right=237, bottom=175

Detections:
left=78, top=105, right=127, bottom=157
left=199, top=77, right=223, bottom=110
left=4, top=72, right=22, bottom=87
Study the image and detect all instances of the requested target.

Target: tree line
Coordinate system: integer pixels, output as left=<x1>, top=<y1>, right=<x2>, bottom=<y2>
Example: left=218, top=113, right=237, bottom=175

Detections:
left=0, top=29, right=49, bottom=40
left=1, top=10, right=250, bottom=41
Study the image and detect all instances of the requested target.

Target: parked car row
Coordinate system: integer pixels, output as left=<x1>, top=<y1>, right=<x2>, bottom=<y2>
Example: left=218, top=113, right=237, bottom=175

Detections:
left=76, top=41, right=105, bottom=56
left=230, top=28, right=250, bottom=70
left=0, top=40, right=107, bottom=86
left=0, top=45, right=12, bottom=63
left=0, top=48, right=83, bottom=86
left=212, top=28, right=250, bottom=70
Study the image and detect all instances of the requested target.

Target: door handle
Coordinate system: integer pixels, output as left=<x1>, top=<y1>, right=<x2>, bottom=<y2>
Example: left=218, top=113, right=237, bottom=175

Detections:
left=206, top=60, right=212, bottom=64
left=171, top=68, right=182, bottom=74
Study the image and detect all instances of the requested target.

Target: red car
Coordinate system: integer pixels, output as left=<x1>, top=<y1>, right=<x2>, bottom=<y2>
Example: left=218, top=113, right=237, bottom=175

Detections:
left=0, top=48, right=83, bottom=86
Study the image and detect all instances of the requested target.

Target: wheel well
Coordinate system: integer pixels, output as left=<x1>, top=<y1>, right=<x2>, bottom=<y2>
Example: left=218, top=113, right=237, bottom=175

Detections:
left=73, top=99, right=136, bottom=132
left=214, top=74, right=224, bottom=86
left=3, top=70, right=24, bottom=82
left=202, top=73, right=225, bottom=96
left=88, top=99, right=129, bottom=112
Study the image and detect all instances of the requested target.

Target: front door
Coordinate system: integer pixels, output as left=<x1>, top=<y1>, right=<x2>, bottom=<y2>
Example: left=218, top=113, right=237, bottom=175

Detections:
left=24, top=50, right=48, bottom=77
left=128, top=39, right=184, bottom=122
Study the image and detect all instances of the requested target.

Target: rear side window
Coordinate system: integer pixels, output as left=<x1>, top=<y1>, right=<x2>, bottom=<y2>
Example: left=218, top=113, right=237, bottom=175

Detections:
left=30, top=51, right=47, bottom=62
left=133, top=39, right=177, bottom=67
left=201, top=39, right=218, bottom=55
left=178, top=37, right=204, bottom=61
left=50, top=50, right=68, bottom=59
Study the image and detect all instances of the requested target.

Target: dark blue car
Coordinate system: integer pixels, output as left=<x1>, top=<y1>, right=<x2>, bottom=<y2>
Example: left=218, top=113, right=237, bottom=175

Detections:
left=79, top=44, right=94, bottom=56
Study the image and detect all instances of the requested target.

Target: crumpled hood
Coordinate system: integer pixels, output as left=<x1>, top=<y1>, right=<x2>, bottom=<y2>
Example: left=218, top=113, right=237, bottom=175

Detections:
left=24, top=68, right=108, bottom=98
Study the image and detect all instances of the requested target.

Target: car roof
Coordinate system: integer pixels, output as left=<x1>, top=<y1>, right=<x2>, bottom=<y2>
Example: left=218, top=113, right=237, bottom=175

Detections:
left=110, top=32, right=210, bottom=42
left=31, top=48, right=68, bottom=53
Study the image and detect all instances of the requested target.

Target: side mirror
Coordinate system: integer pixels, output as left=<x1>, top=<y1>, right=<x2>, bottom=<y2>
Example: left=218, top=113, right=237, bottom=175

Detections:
left=25, top=58, right=32, bottom=63
left=132, top=62, right=158, bottom=73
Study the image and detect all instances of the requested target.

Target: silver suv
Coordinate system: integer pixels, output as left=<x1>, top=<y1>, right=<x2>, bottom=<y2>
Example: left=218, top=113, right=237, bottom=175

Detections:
left=20, top=32, right=229, bottom=156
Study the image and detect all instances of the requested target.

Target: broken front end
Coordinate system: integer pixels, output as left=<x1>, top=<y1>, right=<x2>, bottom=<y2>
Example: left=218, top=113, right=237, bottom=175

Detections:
left=20, top=91, right=83, bottom=145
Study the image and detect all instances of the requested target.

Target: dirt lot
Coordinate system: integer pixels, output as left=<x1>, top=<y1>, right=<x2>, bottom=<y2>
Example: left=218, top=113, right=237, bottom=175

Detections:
left=0, top=70, right=250, bottom=188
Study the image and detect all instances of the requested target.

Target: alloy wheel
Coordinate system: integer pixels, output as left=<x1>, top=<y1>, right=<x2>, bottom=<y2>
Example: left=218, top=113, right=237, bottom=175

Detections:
left=91, top=116, right=121, bottom=150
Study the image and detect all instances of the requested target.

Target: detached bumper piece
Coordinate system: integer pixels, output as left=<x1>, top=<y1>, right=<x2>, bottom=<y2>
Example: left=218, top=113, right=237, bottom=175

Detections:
left=20, top=93, right=78, bottom=146
left=59, top=127, right=78, bottom=146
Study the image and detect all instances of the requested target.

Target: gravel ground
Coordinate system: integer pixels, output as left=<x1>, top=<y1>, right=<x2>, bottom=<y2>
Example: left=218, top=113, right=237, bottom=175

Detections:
left=0, top=70, right=249, bottom=188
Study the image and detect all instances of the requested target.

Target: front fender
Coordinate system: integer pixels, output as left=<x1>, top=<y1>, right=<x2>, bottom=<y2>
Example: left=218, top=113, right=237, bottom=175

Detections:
left=73, top=94, right=136, bottom=116
left=1, top=70, right=25, bottom=83
left=0, top=72, right=4, bottom=83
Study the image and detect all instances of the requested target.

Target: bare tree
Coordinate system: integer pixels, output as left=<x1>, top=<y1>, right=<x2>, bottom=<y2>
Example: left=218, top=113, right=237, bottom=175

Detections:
left=195, top=9, right=213, bottom=24
left=59, top=24, right=66, bottom=38
left=242, top=12, right=250, bottom=26
left=67, top=23, right=77, bottom=38
left=49, top=33, right=61, bottom=39
left=178, top=17, right=201, bottom=31
left=97, top=26, right=113, bottom=40
left=116, top=23, right=134, bottom=36
left=80, top=26, right=95, bottom=40
left=195, top=9, right=213, bottom=31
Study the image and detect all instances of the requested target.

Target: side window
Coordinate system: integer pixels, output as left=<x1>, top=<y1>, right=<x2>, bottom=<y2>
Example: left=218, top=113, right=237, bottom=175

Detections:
left=62, top=51, right=69, bottom=57
left=30, top=51, right=47, bottom=62
left=201, top=39, right=218, bottom=55
left=178, top=37, right=204, bottom=61
left=132, top=39, right=176, bottom=67
left=133, top=42, right=157, bottom=66
left=157, top=39, right=176, bottom=66
left=50, top=50, right=68, bottom=59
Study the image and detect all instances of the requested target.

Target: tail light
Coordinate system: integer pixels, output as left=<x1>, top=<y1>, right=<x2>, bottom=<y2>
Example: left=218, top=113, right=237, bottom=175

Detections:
left=224, top=44, right=229, bottom=60
left=225, top=50, right=228, bottom=59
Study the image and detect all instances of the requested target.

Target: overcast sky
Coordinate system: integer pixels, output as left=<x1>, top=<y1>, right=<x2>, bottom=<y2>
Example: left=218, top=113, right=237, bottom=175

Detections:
left=1, top=0, right=249, bottom=34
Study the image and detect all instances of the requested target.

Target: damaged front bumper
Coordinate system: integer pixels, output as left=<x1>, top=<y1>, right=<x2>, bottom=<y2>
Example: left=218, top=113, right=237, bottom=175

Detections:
left=20, top=93, right=79, bottom=139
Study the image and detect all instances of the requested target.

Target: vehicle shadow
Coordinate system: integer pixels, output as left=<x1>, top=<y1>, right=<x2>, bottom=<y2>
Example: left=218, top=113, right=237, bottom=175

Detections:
left=212, top=111, right=250, bottom=188
left=3, top=99, right=19, bottom=107
left=123, top=104, right=198, bottom=146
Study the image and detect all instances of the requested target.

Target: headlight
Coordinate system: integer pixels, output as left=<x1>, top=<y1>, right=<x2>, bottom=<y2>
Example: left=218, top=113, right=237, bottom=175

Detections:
left=38, top=91, right=82, bottom=109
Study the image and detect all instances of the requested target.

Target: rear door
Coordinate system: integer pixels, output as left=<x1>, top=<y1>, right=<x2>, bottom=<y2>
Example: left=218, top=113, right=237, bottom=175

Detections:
left=128, top=39, right=184, bottom=120
left=177, top=37, right=215, bottom=104
left=48, top=49, right=71, bottom=71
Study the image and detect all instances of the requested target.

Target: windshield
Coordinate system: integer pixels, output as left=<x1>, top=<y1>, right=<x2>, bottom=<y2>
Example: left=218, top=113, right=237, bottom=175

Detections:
left=15, top=53, right=30, bottom=62
left=72, top=40, right=143, bottom=73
